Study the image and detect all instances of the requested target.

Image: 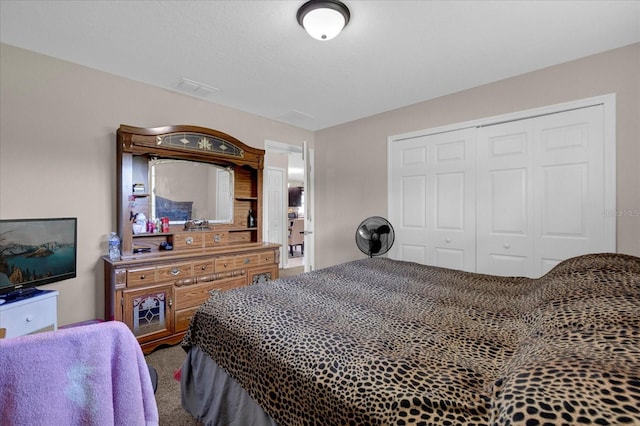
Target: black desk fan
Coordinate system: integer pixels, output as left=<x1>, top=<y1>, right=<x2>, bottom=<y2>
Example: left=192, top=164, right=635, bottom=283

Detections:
left=355, top=216, right=395, bottom=258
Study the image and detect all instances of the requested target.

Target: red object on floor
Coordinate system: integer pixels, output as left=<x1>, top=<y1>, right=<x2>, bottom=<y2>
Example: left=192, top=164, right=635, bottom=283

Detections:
left=173, top=368, right=181, bottom=382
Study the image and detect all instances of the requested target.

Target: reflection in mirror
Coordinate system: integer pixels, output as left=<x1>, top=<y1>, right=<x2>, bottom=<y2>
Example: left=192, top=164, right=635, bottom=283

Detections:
left=150, top=159, right=234, bottom=224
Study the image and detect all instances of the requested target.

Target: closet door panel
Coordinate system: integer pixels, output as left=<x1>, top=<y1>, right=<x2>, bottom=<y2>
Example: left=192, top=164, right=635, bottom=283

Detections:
left=534, top=105, right=605, bottom=276
left=433, top=171, right=467, bottom=270
left=428, top=129, right=476, bottom=271
left=389, top=137, right=429, bottom=264
left=476, top=121, right=535, bottom=276
left=389, top=129, right=475, bottom=271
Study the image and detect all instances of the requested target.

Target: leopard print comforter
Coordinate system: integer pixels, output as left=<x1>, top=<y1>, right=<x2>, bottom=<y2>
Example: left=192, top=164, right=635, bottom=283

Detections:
left=182, top=253, right=640, bottom=425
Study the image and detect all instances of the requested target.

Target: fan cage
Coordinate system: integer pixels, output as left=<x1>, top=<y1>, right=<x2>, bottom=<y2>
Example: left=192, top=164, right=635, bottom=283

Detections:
left=355, top=216, right=395, bottom=258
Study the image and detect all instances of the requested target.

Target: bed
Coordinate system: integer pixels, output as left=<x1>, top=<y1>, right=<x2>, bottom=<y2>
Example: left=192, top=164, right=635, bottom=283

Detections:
left=181, top=253, right=640, bottom=425
left=155, top=195, right=193, bottom=221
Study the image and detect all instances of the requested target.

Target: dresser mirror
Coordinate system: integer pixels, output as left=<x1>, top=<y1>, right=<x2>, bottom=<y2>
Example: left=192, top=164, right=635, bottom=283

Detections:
left=116, top=124, right=266, bottom=258
left=150, top=158, right=234, bottom=224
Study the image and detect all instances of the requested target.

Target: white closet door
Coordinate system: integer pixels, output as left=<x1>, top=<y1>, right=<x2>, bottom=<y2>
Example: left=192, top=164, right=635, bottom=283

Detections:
left=477, top=105, right=606, bottom=277
left=389, top=129, right=476, bottom=271
left=389, top=136, right=430, bottom=264
left=476, top=120, right=535, bottom=276
left=427, top=129, right=476, bottom=271
left=389, top=98, right=612, bottom=278
left=534, top=105, right=605, bottom=276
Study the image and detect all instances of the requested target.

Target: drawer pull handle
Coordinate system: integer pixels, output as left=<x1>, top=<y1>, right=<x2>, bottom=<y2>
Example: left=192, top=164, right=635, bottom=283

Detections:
left=223, top=263, right=228, bottom=267
left=244, top=258, right=250, bottom=264
left=170, top=268, right=181, bottom=275
left=26, top=315, right=33, bottom=322
left=201, top=265, right=207, bottom=270
left=185, top=236, right=194, bottom=245
left=140, top=275, right=146, bottom=280
left=168, top=298, right=173, bottom=308
left=265, top=257, right=270, bottom=261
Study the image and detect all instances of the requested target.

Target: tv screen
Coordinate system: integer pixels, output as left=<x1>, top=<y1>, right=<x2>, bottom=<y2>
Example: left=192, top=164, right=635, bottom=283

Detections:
left=0, top=217, right=77, bottom=297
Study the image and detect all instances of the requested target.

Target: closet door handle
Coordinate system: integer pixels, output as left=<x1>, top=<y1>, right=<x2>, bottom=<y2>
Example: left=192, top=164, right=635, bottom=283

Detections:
left=503, top=242, right=511, bottom=249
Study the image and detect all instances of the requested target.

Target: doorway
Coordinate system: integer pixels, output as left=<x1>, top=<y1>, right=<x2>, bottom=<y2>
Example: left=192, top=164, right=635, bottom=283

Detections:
left=264, top=140, right=312, bottom=272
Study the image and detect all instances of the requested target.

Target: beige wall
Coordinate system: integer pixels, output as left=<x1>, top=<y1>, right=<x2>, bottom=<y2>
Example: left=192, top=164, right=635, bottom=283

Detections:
left=0, top=43, right=313, bottom=325
left=315, top=43, right=640, bottom=268
left=2, top=42, right=639, bottom=324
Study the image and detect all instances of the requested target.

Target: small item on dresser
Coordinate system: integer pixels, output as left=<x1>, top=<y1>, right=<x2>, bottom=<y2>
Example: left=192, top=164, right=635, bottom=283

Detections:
left=132, top=246, right=152, bottom=254
left=108, top=232, right=121, bottom=261
left=161, top=217, right=170, bottom=233
left=248, top=210, right=257, bottom=228
left=132, top=213, right=147, bottom=235
left=184, top=219, right=210, bottom=230
left=159, top=242, right=173, bottom=251
left=132, top=183, right=146, bottom=193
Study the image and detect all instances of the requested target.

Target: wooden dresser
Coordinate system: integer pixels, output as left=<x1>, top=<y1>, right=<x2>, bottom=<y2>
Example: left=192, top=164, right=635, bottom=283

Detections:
left=103, top=124, right=280, bottom=353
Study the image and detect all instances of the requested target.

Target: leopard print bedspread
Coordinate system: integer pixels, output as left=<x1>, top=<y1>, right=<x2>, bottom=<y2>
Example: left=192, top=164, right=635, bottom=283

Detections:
left=182, top=253, right=640, bottom=425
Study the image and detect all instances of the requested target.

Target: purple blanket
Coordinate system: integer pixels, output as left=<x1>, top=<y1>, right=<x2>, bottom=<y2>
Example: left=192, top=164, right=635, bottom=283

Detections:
left=0, top=321, right=158, bottom=426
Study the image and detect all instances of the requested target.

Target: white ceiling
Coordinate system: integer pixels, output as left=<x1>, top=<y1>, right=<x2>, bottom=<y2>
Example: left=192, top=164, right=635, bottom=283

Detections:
left=1, top=1, right=639, bottom=131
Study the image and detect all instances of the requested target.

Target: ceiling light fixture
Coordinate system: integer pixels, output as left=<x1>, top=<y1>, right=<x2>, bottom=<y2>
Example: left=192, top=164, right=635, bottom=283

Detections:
left=297, top=0, right=350, bottom=41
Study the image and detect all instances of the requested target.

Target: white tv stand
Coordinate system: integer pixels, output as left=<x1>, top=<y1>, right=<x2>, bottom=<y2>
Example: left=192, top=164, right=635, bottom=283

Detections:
left=0, top=289, right=59, bottom=338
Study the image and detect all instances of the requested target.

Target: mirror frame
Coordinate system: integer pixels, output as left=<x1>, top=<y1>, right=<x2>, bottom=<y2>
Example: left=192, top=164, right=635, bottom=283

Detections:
left=116, top=124, right=265, bottom=257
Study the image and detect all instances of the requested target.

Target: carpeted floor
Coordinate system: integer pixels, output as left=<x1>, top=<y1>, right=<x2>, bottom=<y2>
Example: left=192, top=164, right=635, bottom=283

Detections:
left=145, top=266, right=304, bottom=425
left=145, top=344, right=199, bottom=425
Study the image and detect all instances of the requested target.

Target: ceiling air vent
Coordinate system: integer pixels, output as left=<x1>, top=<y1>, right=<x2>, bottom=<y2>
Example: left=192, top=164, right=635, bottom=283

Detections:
left=176, top=78, right=219, bottom=97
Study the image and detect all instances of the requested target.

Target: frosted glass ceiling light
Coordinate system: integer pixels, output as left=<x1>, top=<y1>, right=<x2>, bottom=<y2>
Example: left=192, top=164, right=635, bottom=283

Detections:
left=297, top=0, right=350, bottom=41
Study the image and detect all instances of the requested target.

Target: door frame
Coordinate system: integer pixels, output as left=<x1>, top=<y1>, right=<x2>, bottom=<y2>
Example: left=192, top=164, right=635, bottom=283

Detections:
left=264, top=140, right=315, bottom=271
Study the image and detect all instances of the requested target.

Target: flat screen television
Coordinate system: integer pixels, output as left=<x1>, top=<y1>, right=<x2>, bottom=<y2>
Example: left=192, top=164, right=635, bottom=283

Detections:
left=0, top=217, right=77, bottom=298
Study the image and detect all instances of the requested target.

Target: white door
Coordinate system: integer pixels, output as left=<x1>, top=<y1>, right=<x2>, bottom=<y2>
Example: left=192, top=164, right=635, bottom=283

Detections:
left=427, top=129, right=476, bottom=271
left=533, top=105, right=606, bottom=276
left=476, top=119, right=535, bottom=276
left=265, top=167, right=286, bottom=268
left=389, top=135, right=430, bottom=264
left=215, top=168, right=232, bottom=221
left=389, top=128, right=476, bottom=271
left=476, top=105, right=607, bottom=277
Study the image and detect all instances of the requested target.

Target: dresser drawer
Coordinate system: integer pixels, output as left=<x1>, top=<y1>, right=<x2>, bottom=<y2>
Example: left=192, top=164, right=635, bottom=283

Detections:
left=259, top=251, right=276, bottom=265
left=175, top=282, right=214, bottom=310
left=209, top=276, right=247, bottom=292
left=172, top=233, right=204, bottom=250
left=157, top=262, right=192, bottom=283
left=193, top=260, right=215, bottom=275
left=205, top=231, right=229, bottom=247
left=175, top=306, right=199, bottom=332
left=237, top=254, right=260, bottom=268
left=215, top=256, right=237, bottom=272
left=0, top=293, right=58, bottom=337
left=127, top=266, right=156, bottom=287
